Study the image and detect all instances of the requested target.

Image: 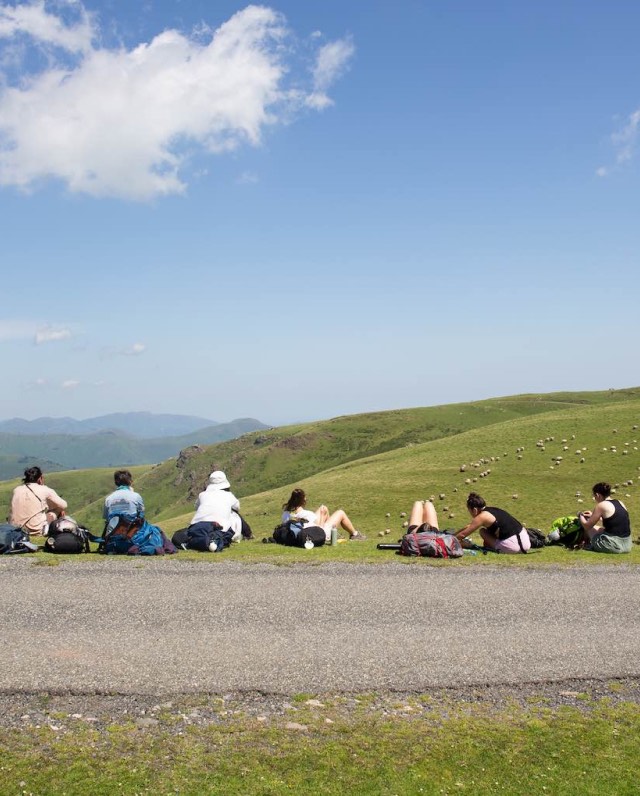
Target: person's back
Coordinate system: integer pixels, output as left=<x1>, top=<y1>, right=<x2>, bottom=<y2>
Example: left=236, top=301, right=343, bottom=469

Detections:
left=191, top=484, right=239, bottom=528
left=103, top=470, right=145, bottom=521
left=10, top=467, right=67, bottom=535
left=602, top=499, right=631, bottom=538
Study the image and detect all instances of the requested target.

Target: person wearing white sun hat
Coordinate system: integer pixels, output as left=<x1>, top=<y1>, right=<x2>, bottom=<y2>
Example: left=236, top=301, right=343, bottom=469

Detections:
left=190, top=470, right=252, bottom=542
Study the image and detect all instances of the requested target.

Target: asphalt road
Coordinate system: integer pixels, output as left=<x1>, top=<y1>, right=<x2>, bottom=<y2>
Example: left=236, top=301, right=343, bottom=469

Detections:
left=2, top=559, right=638, bottom=694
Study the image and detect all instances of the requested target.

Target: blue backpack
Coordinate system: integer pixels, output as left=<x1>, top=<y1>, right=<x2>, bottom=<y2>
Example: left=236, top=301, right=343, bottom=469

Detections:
left=0, top=523, right=37, bottom=554
left=103, top=515, right=164, bottom=556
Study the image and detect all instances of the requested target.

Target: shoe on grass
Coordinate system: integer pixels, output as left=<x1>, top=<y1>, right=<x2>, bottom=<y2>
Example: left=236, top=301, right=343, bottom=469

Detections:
left=350, top=531, right=367, bottom=541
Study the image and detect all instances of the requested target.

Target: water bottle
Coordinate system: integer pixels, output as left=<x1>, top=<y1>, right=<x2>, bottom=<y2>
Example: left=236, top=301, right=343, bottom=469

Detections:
left=330, top=527, right=338, bottom=546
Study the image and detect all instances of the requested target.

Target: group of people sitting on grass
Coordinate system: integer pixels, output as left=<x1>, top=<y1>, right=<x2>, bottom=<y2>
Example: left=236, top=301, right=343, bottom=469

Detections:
left=6, top=465, right=633, bottom=555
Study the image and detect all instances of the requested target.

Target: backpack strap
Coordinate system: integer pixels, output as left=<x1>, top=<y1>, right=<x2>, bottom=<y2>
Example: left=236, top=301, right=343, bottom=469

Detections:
left=21, top=484, right=49, bottom=528
left=516, top=529, right=527, bottom=554
left=411, top=531, right=421, bottom=557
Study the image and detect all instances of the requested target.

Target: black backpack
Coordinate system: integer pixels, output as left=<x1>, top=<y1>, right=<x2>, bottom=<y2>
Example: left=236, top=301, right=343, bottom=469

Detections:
left=172, top=522, right=234, bottom=552
left=0, top=523, right=37, bottom=554
left=271, top=519, right=326, bottom=547
left=44, top=517, right=91, bottom=554
left=526, top=528, right=547, bottom=549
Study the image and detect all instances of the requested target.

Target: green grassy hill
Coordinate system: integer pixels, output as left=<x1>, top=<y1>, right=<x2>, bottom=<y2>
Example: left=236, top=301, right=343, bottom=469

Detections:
left=2, top=388, right=638, bottom=541
left=232, top=398, right=640, bottom=540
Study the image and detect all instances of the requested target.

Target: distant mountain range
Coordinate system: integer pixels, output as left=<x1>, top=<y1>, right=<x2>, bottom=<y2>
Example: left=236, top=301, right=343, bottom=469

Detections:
left=0, top=413, right=269, bottom=478
left=0, top=412, right=220, bottom=439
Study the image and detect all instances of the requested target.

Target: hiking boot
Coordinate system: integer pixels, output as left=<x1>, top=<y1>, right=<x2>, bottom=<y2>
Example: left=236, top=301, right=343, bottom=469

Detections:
left=350, top=531, right=367, bottom=541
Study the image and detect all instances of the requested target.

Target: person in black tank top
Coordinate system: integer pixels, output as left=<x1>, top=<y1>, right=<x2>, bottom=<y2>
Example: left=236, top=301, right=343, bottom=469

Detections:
left=579, top=482, right=632, bottom=554
left=456, top=492, right=531, bottom=553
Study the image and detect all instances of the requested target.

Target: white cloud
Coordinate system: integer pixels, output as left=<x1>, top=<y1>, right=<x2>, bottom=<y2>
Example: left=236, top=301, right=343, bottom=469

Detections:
left=306, top=38, right=355, bottom=110
left=0, top=3, right=355, bottom=200
left=34, top=325, right=72, bottom=344
left=237, top=170, right=258, bottom=185
left=611, top=109, right=640, bottom=165
left=62, top=379, right=79, bottom=389
left=0, top=0, right=94, bottom=53
left=599, top=108, right=640, bottom=175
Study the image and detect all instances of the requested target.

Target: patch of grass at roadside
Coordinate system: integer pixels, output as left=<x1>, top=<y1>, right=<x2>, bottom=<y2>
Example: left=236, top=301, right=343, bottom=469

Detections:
left=1, top=697, right=638, bottom=795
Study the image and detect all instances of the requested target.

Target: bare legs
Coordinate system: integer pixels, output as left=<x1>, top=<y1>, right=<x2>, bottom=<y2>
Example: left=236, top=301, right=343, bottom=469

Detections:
left=316, top=505, right=358, bottom=538
left=408, top=500, right=439, bottom=530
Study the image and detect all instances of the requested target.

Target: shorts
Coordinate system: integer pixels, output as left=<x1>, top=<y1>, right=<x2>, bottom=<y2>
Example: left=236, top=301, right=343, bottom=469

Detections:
left=587, top=533, right=632, bottom=554
left=495, top=529, right=531, bottom=554
left=407, top=523, right=439, bottom=533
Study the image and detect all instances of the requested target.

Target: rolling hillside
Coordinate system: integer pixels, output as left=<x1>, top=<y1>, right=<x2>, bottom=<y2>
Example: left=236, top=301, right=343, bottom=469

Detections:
left=232, top=398, right=640, bottom=539
left=3, top=387, right=636, bottom=535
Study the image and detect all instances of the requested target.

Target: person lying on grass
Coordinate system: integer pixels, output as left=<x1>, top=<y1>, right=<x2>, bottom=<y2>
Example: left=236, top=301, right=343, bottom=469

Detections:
left=455, top=492, right=531, bottom=553
left=281, top=488, right=366, bottom=541
left=578, top=481, right=632, bottom=554
left=406, top=499, right=440, bottom=532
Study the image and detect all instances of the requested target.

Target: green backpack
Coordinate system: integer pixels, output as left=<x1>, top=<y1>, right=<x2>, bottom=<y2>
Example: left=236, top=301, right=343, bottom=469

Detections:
left=548, top=516, right=583, bottom=548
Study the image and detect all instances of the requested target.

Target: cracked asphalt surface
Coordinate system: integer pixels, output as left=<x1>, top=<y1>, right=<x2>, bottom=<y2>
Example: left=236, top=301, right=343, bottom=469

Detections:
left=1, top=559, right=638, bottom=695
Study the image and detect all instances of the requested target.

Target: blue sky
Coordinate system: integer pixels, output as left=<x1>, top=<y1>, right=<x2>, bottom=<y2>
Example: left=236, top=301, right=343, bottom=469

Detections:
left=0, top=0, right=638, bottom=426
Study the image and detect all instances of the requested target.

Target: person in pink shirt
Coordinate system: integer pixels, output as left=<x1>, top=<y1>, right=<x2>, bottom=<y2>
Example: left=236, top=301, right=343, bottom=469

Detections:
left=9, top=466, right=67, bottom=535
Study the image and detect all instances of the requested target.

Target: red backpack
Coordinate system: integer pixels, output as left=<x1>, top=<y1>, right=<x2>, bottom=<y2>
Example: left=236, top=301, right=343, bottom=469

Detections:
left=400, top=527, right=463, bottom=558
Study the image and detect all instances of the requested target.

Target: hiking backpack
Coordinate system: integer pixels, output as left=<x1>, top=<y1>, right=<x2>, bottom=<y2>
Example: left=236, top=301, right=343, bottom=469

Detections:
left=102, top=515, right=165, bottom=556
left=0, top=523, right=37, bottom=554
left=548, top=516, right=584, bottom=548
left=271, top=519, right=326, bottom=548
left=172, top=521, right=234, bottom=552
left=44, top=516, right=91, bottom=554
left=399, top=527, right=463, bottom=558
left=525, top=528, right=547, bottom=549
